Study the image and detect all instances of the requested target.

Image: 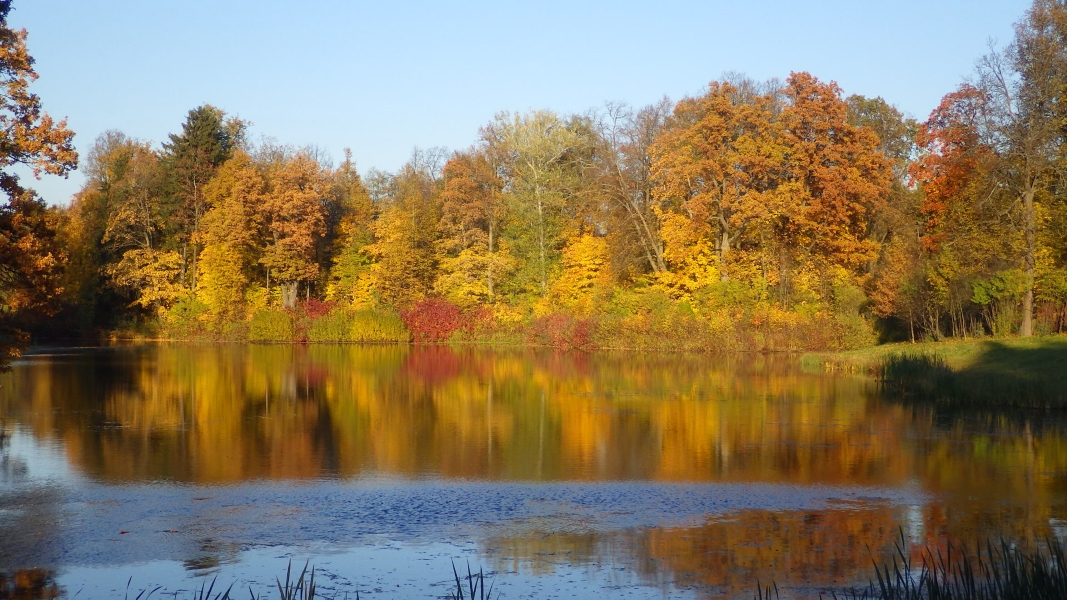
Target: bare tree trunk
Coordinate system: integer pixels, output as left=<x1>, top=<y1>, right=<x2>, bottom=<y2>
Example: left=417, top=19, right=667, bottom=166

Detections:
left=487, top=222, right=495, bottom=302
left=1021, top=187, right=1036, bottom=337
left=282, top=282, right=299, bottom=309
left=180, top=243, right=188, bottom=287
left=537, top=197, right=547, bottom=295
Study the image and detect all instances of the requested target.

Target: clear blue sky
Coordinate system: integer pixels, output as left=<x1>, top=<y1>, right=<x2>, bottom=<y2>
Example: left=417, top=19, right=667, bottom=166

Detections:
left=14, top=0, right=1032, bottom=205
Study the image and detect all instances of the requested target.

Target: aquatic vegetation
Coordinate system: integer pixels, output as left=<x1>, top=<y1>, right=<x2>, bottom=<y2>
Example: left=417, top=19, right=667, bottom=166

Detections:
left=834, top=535, right=1067, bottom=600
left=878, top=343, right=1067, bottom=409
left=117, top=561, right=494, bottom=600
left=270, top=561, right=314, bottom=600
left=879, top=352, right=956, bottom=400
left=449, top=562, right=492, bottom=600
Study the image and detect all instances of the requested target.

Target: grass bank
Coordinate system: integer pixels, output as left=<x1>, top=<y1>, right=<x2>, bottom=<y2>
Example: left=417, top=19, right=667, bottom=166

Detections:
left=803, top=336, right=1067, bottom=409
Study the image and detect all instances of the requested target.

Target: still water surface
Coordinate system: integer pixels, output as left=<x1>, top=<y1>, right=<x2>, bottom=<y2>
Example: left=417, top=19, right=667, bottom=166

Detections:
left=1, top=344, right=1065, bottom=598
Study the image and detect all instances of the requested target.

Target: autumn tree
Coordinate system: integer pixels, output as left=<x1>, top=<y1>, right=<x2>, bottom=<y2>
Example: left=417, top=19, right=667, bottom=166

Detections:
left=0, top=0, right=76, bottom=360
left=549, top=233, right=613, bottom=314
left=483, top=111, right=582, bottom=297
left=62, top=133, right=130, bottom=319
left=197, top=150, right=265, bottom=322
left=777, top=72, right=892, bottom=279
left=650, top=81, right=784, bottom=281
left=975, top=0, right=1067, bottom=336
left=590, top=100, right=671, bottom=278
left=93, top=135, right=185, bottom=317
left=845, top=95, right=925, bottom=338
left=324, top=149, right=376, bottom=305
left=435, top=148, right=509, bottom=306
left=98, top=138, right=165, bottom=252
left=364, top=149, right=444, bottom=307
left=162, top=105, right=242, bottom=290
left=260, top=150, right=327, bottom=309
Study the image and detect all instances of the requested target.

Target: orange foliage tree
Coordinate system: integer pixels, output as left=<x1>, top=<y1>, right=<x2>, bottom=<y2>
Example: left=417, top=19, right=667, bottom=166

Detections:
left=0, top=0, right=77, bottom=361
left=260, top=152, right=327, bottom=309
left=777, top=72, right=891, bottom=275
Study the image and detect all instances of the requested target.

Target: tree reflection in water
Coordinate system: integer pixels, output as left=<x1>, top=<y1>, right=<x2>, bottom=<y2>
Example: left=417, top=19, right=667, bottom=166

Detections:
left=0, top=345, right=1065, bottom=597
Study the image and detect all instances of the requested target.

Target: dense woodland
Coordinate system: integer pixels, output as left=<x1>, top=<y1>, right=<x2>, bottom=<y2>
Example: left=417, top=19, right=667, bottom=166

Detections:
left=3, top=0, right=1067, bottom=354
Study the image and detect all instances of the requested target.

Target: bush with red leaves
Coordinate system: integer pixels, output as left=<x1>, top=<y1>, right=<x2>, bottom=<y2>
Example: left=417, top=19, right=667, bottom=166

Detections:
left=528, top=313, right=595, bottom=350
left=400, top=298, right=464, bottom=343
left=300, top=298, right=334, bottom=320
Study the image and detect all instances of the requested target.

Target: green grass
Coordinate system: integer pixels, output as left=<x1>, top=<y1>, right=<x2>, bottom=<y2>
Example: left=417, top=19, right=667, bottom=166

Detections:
left=804, top=335, right=1067, bottom=372
left=802, top=336, right=1067, bottom=409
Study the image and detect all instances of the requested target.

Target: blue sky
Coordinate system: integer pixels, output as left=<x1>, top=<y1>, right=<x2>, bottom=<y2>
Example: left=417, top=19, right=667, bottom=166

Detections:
left=14, top=0, right=1032, bottom=205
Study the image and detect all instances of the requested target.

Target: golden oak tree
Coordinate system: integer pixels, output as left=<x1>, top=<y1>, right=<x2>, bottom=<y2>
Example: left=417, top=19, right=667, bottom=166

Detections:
left=777, top=72, right=891, bottom=275
left=650, top=82, right=784, bottom=279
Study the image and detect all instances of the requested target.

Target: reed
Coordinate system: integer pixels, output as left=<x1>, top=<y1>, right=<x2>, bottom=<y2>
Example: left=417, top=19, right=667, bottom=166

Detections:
left=878, top=349, right=1067, bottom=409
left=119, top=560, right=494, bottom=600
left=833, top=534, right=1067, bottom=600
left=449, top=561, right=493, bottom=600
left=123, top=574, right=232, bottom=600
left=879, top=352, right=956, bottom=399
left=270, top=561, right=315, bottom=600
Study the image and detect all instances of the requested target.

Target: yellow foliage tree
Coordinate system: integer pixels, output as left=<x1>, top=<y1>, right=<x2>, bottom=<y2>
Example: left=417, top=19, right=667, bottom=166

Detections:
left=548, top=234, right=613, bottom=315
left=364, top=155, right=441, bottom=308
left=105, top=249, right=184, bottom=316
left=651, top=211, right=720, bottom=302
left=196, top=151, right=265, bottom=324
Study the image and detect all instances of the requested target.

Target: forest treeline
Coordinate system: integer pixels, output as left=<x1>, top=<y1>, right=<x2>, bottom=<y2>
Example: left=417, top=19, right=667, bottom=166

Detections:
left=4, top=0, right=1067, bottom=353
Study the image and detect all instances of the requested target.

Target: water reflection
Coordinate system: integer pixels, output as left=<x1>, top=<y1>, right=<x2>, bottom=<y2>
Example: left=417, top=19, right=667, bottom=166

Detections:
left=0, top=568, right=59, bottom=600
left=484, top=505, right=905, bottom=596
left=1, top=345, right=902, bottom=484
left=0, top=345, right=1065, bottom=597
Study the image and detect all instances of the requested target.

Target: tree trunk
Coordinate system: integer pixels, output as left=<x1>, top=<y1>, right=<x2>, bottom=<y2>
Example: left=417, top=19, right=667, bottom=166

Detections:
left=281, top=282, right=299, bottom=309
left=1020, top=187, right=1036, bottom=337
left=487, top=222, right=495, bottom=302
left=537, top=197, right=547, bottom=295
left=719, top=223, right=730, bottom=282
left=180, top=243, right=188, bottom=287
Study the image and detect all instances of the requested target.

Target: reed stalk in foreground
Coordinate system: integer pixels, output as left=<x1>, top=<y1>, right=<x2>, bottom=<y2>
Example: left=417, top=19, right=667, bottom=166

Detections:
left=131, top=560, right=492, bottom=600
left=831, top=534, right=1067, bottom=600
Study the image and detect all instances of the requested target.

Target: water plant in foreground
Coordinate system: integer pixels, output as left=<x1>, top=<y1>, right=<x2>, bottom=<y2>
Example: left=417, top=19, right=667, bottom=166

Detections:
left=449, top=561, right=492, bottom=600
left=51, top=536, right=1067, bottom=599
left=833, top=535, right=1067, bottom=600
left=112, top=561, right=493, bottom=600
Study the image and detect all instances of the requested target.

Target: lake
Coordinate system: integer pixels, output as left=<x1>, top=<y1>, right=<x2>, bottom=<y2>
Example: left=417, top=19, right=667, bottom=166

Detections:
left=1, top=344, right=1065, bottom=599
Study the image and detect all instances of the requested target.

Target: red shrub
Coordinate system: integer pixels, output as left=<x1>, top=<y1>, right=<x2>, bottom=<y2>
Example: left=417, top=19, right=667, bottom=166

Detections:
left=528, top=313, right=595, bottom=350
left=400, top=298, right=464, bottom=343
left=300, top=298, right=335, bottom=319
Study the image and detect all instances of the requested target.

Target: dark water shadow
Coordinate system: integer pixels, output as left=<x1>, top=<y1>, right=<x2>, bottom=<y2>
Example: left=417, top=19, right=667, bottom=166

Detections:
left=879, top=338, right=1067, bottom=413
